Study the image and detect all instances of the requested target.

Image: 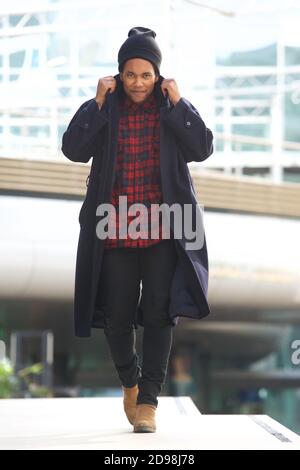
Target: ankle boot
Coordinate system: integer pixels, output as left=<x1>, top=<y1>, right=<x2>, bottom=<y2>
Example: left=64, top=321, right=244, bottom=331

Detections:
left=133, top=404, right=157, bottom=433
left=122, top=384, right=139, bottom=425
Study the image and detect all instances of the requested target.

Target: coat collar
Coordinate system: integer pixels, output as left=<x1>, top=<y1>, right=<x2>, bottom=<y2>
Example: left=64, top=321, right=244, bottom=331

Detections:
left=104, top=73, right=171, bottom=111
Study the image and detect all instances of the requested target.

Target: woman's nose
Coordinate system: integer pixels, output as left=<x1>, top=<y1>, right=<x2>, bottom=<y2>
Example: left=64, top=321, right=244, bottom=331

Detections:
left=134, top=77, right=143, bottom=86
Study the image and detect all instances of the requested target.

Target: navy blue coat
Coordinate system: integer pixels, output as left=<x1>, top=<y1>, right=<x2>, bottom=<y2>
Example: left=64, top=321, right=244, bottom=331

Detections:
left=62, top=73, right=214, bottom=337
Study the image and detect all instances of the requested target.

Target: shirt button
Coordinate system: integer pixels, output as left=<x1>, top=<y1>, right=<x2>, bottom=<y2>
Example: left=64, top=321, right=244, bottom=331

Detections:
left=84, top=123, right=89, bottom=129
left=186, top=121, right=191, bottom=126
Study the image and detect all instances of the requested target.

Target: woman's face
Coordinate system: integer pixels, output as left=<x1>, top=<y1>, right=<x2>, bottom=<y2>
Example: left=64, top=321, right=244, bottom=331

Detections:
left=120, top=58, right=159, bottom=103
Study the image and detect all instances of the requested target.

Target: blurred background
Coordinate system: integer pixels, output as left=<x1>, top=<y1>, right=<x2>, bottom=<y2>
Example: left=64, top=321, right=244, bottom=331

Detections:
left=0, top=0, right=300, bottom=434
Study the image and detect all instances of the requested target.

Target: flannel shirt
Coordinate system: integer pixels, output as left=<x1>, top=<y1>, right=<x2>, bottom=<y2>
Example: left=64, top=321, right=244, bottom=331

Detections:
left=103, top=92, right=171, bottom=249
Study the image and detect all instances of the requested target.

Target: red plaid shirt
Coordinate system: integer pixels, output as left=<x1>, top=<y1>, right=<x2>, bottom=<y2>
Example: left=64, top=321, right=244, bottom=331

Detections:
left=104, top=92, right=170, bottom=249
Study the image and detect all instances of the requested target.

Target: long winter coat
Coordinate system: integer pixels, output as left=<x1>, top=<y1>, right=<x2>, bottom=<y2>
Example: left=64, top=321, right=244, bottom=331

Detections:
left=61, top=73, right=214, bottom=337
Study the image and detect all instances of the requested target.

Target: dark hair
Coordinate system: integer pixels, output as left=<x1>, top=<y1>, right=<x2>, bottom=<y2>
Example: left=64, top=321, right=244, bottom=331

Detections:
left=152, top=63, right=160, bottom=76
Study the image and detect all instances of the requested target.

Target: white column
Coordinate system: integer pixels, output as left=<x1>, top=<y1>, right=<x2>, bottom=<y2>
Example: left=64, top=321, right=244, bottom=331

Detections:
left=271, top=31, right=285, bottom=183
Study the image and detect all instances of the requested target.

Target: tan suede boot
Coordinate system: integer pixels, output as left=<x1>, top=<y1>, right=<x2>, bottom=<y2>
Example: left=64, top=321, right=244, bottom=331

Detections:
left=133, top=404, right=157, bottom=433
left=122, top=384, right=139, bottom=425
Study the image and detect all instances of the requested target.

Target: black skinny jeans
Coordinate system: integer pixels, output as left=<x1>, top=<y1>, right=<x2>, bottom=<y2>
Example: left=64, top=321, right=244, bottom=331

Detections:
left=98, top=239, right=178, bottom=407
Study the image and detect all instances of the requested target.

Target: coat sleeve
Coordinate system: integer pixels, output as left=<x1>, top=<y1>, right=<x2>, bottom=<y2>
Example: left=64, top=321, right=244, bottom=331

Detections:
left=61, top=99, right=108, bottom=163
left=163, top=97, right=214, bottom=163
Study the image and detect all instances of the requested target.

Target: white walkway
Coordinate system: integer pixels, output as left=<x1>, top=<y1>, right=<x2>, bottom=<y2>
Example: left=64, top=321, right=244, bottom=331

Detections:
left=0, top=396, right=299, bottom=450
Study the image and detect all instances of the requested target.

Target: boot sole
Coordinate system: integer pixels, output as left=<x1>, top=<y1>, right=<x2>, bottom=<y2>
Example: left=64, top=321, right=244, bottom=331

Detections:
left=133, top=425, right=156, bottom=433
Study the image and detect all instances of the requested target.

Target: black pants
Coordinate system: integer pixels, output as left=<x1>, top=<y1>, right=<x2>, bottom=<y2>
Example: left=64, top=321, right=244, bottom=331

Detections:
left=98, top=239, right=178, bottom=407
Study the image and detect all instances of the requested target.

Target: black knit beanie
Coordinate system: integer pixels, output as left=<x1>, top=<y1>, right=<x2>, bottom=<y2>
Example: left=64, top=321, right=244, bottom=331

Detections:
left=118, top=26, right=162, bottom=75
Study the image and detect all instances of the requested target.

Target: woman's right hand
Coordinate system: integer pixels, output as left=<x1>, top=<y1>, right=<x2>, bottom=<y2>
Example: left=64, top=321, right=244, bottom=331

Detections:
left=95, top=76, right=117, bottom=108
